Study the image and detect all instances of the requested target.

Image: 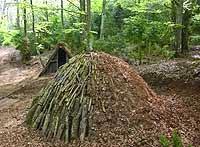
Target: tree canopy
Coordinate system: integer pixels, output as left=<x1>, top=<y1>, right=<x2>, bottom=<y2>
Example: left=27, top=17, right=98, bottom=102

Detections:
left=0, top=0, right=199, bottom=62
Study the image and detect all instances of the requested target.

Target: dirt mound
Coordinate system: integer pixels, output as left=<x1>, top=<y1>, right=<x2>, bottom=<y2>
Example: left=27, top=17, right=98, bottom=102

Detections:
left=26, top=52, right=169, bottom=146
left=137, top=60, right=200, bottom=86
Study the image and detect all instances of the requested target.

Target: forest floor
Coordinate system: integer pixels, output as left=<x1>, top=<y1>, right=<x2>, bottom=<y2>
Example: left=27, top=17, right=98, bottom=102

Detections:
left=0, top=48, right=200, bottom=146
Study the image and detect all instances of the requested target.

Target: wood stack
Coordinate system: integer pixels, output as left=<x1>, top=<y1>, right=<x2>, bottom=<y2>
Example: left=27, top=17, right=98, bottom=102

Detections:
left=26, top=53, right=95, bottom=142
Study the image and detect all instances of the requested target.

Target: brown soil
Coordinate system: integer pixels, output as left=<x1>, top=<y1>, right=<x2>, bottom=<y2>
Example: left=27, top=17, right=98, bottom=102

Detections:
left=0, top=53, right=199, bottom=147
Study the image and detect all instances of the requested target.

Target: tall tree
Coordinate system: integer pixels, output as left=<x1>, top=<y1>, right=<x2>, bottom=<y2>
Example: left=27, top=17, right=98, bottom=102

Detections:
left=175, top=0, right=184, bottom=55
left=173, top=0, right=192, bottom=55
left=182, top=0, right=194, bottom=53
left=61, top=0, right=64, bottom=27
left=16, top=0, right=20, bottom=29
left=79, top=0, right=86, bottom=48
left=30, top=0, right=35, bottom=34
left=23, top=0, right=27, bottom=36
left=86, top=0, right=93, bottom=51
left=182, top=8, right=191, bottom=53
left=45, top=0, right=49, bottom=21
left=100, top=0, right=106, bottom=39
left=1, top=0, right=6, bottom=21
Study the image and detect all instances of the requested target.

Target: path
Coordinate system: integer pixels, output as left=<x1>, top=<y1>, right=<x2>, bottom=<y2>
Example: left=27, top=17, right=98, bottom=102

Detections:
left=0, top=46, right=42, bottom=119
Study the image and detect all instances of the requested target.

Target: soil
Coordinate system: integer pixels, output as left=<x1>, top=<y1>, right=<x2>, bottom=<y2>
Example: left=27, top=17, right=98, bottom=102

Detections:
left=0, top=51, right=199, bottom=147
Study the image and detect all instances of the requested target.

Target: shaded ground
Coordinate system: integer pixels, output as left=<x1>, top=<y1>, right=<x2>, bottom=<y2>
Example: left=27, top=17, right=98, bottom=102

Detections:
left=0, top=50, right=199, bottom=146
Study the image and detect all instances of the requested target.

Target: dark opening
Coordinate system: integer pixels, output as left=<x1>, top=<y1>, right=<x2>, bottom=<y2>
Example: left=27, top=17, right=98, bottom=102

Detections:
left=58, top=48, right=67, bottom=67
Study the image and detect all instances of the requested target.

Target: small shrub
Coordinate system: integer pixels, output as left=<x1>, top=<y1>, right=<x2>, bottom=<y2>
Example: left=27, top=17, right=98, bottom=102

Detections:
left=160, top=131, right=192, bottom=147
left=160, top=134, right=170, bottom=147
left=11, top=32, right=31, bottom=61
left=190, top=35, right=200, bottom=46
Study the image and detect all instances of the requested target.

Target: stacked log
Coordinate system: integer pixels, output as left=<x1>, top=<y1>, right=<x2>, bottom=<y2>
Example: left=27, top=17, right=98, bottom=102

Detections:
left=26, top=54, right=94, bottom=142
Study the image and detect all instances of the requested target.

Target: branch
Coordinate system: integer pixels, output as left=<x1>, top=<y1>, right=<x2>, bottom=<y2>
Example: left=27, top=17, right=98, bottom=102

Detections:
left=66, top=0, right=80, bottom=10
left=5, top=2, right=84, bottom=16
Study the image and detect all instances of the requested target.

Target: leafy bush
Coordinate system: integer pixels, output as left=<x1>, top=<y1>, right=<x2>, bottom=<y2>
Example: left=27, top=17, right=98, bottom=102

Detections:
left=11, top=31, right=31, bottom=61
left=190, top=35, right=200, bottom=46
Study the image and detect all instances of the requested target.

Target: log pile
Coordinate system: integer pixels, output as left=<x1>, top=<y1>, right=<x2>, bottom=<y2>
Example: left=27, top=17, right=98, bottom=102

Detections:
left=26, top=52, right=160, bottom=145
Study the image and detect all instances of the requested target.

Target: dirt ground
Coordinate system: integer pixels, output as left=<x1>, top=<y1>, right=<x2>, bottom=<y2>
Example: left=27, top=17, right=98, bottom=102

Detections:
left=0, top=51, right=200, bottom=146
left=0, top=72, right=200, bottom=146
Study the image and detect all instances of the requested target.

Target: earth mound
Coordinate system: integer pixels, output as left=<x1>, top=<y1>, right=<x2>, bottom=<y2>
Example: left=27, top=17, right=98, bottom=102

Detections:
left=26, top=52, right=164, bottom=146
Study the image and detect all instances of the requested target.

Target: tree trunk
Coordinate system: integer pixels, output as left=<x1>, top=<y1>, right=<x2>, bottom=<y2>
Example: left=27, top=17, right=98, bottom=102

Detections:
left=79, top=0, right=86, bottom=49
left=86, top=0, right=93, bottom=51
left=16, top=0, right=20, bottom=29
left=2, top=0, right=6, bottom=15
left=175, top=0, right=183, bottom=56
left=45, top=0, right=49, bottom=21
left=171, top=0, right=176, bottom=50
left=182, top=9, right=190, bottom=54
left=23, top=0, right=27, bottom=36
left=61, top=0, right=64, bottom=27
left=100, top=0, right=106, bottom=40
left=30, top=0, right=35, bottom=34
left=182, top=0, right=194, bottom=54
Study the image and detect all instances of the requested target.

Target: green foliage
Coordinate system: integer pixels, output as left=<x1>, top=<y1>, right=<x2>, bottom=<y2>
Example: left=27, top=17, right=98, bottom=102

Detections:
left=190, top=35, right=200, bottom=45
left=11, top=32, right=31, bottom=61
left=172, top=131, right=183, bottom=147
left=92, top=0, right=174, bottom=62
left=160, top=131, right=192, bottom=147
left=160, top=134, right=170, bottom=147
left=0, top=0, right=197, bottom=63
left=94, top=34, right=126, bottom=53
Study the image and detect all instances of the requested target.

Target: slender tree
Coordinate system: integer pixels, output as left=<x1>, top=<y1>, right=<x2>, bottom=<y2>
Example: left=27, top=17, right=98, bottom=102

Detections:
left=23, top=0, right=27, bottom=36
left=1, top=0, right=6, bottom=21
left=16, top=0, right=20, bottom=29
left=86, top=0, right=93, bottom=51
left=30, top=0, right=35, bottom=34
left=182, top=0, right=194, bottom=53
left=79, top=0, right=86, bottom=48
left=2, top=0, right=6, bottom=15
left=100, top=0, right=106, bottom=39
left=80, top=0, right=86, bottom=24
left=182, top=8, right=191, bottom=53
left=175, top=0, right=183, bottom=55
left=61, top=0, right=64, bottom=27
left=45, top=0, right=49, bottom=21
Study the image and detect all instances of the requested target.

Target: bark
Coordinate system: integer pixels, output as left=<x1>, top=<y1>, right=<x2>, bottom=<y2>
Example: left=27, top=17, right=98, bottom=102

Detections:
left=182, top=9, right=191, bottom=54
